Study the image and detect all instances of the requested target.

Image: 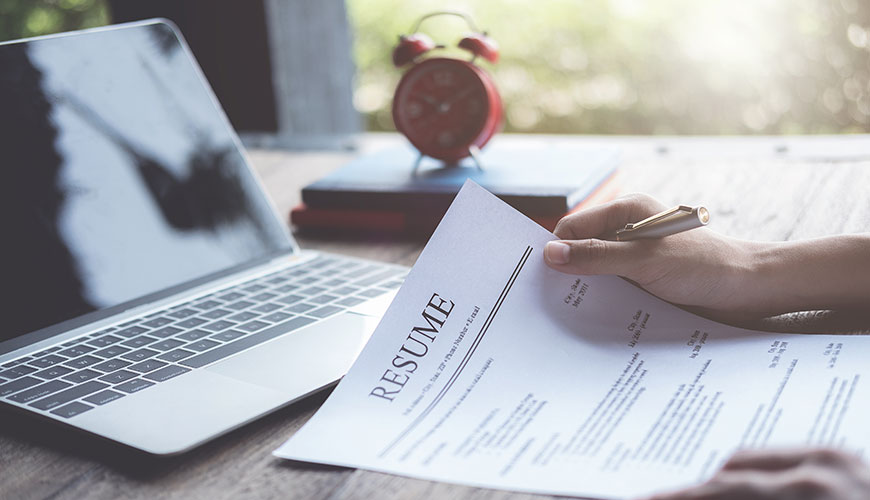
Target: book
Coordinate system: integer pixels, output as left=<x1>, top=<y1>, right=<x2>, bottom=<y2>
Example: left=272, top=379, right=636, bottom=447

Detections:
left=300, top=141, right=620, bottom=215
left=290, top=170, right=621, bottom=236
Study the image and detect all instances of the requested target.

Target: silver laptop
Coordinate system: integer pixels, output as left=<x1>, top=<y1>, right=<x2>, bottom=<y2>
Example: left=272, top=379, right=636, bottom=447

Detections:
left=0, top=19, right=404, bottom=455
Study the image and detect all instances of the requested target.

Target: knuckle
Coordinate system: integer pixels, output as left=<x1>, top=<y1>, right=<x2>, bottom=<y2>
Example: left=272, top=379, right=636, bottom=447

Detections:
left=553, top=216, right=573, bottom=238
left=578, top=238, right=608, bottom=265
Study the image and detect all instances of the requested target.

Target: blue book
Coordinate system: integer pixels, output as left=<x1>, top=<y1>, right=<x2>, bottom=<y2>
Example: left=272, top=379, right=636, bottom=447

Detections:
left=302, top=141, right=620, bottom=215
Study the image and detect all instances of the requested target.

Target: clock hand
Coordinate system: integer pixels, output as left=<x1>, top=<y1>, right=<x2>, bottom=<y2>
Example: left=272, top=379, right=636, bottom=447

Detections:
left=440, top=86, right=477, bottom=111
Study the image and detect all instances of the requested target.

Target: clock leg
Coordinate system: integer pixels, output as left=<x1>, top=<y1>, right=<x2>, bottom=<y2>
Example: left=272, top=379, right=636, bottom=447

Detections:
left=411, top=152, right=425, bottom=175
left=468, top=145, right=485, bottom=171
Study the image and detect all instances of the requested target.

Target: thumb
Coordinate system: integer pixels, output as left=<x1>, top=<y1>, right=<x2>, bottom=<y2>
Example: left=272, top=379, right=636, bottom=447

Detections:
left=543, top=239, right=639, bottom=277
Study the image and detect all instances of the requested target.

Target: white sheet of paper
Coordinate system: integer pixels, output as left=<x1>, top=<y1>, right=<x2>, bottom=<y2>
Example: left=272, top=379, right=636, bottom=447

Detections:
left=275, top=181, right=870, bottom=499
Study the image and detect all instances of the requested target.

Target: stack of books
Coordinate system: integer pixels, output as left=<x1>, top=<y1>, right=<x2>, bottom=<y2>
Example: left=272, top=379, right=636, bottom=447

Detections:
left=290, top=141, right=621, bottom=236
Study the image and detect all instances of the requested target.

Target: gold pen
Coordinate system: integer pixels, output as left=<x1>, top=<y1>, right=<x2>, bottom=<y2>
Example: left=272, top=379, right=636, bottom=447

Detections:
left=615, top=205, right=710, bottom=241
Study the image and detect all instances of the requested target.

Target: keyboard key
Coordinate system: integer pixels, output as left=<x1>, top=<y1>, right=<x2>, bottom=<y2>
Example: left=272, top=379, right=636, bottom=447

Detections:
left=202, top=308, right=232, bottom=319
left=142, top=317, right=173, bottom=328
left=150, top=339, right=184, bottom=351
left=310, top=294, right=338, bottom=305
left=167, top=308, right=198, bottom=319
left=121, top=349, right=159, bottom=362
left=335, top=260, right=362, bottom=270
left=285, top=303, right=317, bottom=314
left=295, top=276, right=319, bottom=285
left=298, top=286, right=327, bottom=296
left=50, top=401, right=93, bottom=418
left=273, top=284, right=298, bottom=293
left=193, top=300, right=222, bottom=310
left=382, top=280, right=404, bottom=289
left=115, top=325, right=148, bottom=338
left=87, top=335, right=123, bottom=347
left=61, top=369, right=102, bottom=383
left=227, top=311, right=260, bottom=322
left=186, top=340, right=220, bottom=352
left=343, top=264, right=380, bottom=278
left=2, top=359, right=24, bottom=368
left=115, top=378, right=155, bottom=394
left=252, top=303, right=282, bottom=313
left=57, top=345, right=95, bottom=357
left=201, top=320, right=237, bottom=332
left=181, top=317, right=316, bottom=369
left=29, top=355, right=67, bottom=368
left=0, top=376, right=42, bottom=397
left=308, top=305, right=343, bottom=318
left=149, top=326, right=183, bottom=338
left=276, top=294, right=304, bottom=305
left=8, top=380, right=71, bottom=403
left=217, top=292, right=244, bottom=302
left=241, top=284, right=267, bottom=293
left=265, top=276, right=288, bottom=284
left=84, top=389, right=125, bottom=406
left=143, top=365, right=190, bottom=382
left=30, top=381, right=109, bottom=411
left=226, top=300, right=255, bottom=311
left=156, top=349, right=195, bottom=362
left=99, top=370, right=138, bottom=384
left=236, top=320, right=269, bottom=333
left=176, top=329, right=211, bottom=342
left=92, top=359, right=132, bottom=373
left=210, top=330, right=245, bottom=342
left=121, top=336, right=157, bottom=348
left=336, top=296, right=366, bottom=307
left=358, top=288, right=388, bottom=298
left=33, top=366, right=74, bottom=379
left=261, top=311, right=294, bottom=323
left=354, top=269, right=403, bottom=287
left=176, top=317, right=208, bottom=328
left=93, top=345, right=131, bottom=358
left=128, top=359, right=167, bottom=373
left=250, top=292, right=277, bottom=302
left=63, top=355, right=102, bottom=369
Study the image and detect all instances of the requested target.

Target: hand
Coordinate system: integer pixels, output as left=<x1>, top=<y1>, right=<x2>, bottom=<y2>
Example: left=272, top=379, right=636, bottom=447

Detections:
left=641, top=448, right=870, bottom=500
left=543, top=194, right=760, bottom=319
left=544, top=194, right=870, bottom=318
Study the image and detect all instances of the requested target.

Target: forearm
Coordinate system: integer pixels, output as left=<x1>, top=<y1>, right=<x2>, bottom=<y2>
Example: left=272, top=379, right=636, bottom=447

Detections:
left=742, top=234, right=870, bottom=315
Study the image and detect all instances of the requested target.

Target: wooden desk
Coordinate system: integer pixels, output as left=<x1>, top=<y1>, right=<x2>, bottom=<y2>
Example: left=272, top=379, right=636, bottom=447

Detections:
left=3, top=134, right=870, bottom=500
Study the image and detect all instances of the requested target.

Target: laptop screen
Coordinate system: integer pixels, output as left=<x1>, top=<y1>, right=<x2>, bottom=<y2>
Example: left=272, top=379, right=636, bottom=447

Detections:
left=0, top=22, right=294, bottom=342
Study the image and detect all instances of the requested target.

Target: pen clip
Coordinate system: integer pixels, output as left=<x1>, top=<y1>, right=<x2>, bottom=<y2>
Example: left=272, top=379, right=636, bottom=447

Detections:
left=621, top=205, right=694, bottom=231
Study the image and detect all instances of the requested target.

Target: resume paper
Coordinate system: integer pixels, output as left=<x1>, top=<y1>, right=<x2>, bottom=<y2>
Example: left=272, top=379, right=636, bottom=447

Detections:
left=275, top=182, right=870, bottom=499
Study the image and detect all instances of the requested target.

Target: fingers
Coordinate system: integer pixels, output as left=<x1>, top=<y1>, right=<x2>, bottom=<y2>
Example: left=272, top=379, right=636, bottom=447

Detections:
left=544, top=238, right=644, bottom=277
left=722, top=448, right=810, bottom=472
left=553, top=193, right=667, bottom=240
left=640, top=448, right=870, bottom=500
left=723, top=448, right=860, bottom=472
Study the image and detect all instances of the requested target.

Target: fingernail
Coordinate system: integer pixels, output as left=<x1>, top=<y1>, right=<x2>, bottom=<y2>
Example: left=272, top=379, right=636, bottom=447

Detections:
left=545, top=241, right=570, bottom=264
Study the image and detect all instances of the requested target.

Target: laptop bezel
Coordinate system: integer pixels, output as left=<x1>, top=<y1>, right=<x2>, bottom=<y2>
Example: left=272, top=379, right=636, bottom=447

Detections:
left=0, top=19, right=302, bottom=356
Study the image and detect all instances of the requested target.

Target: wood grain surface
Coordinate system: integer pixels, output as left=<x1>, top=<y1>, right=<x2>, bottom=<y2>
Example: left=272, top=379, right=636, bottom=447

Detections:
left=2, top=134, right=869, bottom=500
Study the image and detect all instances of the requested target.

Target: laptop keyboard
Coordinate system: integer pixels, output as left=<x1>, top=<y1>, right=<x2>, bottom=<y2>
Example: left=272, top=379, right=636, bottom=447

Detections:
left=0, top=254, right=406, bottom=419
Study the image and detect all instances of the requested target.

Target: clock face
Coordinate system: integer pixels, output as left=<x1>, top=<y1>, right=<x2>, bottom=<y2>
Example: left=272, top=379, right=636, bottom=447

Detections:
left=392, top=57, right=501, bottom=162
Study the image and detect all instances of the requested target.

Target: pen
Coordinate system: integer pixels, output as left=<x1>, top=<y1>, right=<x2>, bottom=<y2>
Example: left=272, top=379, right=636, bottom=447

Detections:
left=614, top=205, right=709, bottom=241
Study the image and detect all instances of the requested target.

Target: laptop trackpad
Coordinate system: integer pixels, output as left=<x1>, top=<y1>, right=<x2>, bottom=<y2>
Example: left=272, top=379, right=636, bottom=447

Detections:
left=204, top=312, right=378, bottom=394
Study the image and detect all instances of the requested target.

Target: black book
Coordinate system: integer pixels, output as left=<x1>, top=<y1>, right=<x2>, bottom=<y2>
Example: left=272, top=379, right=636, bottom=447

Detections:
left=301, top=141, right=620, bottom=215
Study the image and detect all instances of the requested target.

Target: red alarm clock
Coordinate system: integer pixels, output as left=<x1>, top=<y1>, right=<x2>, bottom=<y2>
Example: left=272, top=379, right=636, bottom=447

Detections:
left=391, top=12, right=502, bottom=166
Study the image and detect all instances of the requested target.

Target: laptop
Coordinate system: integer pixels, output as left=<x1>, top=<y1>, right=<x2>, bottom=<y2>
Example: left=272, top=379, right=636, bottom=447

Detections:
left=0, top=19, right=405, bottom=455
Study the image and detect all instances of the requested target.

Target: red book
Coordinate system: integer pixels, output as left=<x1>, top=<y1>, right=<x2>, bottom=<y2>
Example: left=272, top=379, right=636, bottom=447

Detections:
left=290, top=172, right=621, bottom=236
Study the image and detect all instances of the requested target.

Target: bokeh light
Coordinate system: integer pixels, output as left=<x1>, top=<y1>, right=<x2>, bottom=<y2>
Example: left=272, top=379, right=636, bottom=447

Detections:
left=348, top=0, right=870, bottom=134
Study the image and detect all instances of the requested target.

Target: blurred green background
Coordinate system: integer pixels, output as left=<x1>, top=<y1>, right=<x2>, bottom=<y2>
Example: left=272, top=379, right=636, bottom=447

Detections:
left=3, top=0, right=870, bottom=135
